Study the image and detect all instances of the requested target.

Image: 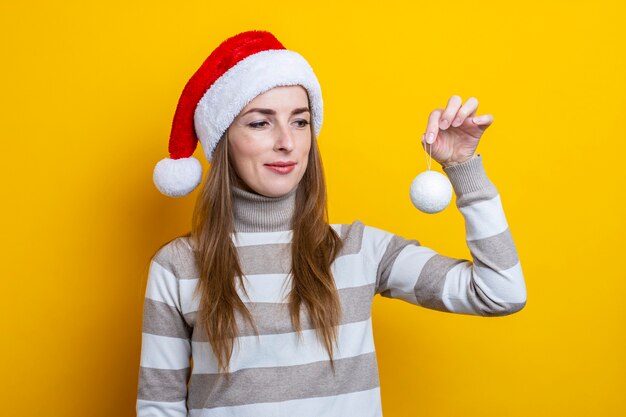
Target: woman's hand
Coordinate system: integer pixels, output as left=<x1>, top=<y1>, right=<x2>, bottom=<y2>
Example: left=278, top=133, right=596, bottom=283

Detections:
left=421, top=95, right=494, bottom=167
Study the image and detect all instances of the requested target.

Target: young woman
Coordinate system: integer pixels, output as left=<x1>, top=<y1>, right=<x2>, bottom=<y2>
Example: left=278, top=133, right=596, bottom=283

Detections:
left=138, top=30, right=527, bottom=417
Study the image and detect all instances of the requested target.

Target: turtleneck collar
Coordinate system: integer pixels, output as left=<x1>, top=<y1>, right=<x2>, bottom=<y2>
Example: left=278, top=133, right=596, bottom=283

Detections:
left=231, top=184, right=298, bottom=232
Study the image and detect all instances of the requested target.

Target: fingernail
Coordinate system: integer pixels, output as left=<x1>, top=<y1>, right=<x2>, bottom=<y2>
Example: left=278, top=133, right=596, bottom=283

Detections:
left=427, top=132, right=435, bottom=143
left=440, top=119, right=448, bottom=129
left=452, top=117, right=461, bottom=127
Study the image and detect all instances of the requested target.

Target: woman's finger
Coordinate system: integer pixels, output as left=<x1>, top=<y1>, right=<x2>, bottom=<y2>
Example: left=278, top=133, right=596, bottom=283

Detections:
left=452, top=97, right=478, bottom=127
left=439, top=95, right=463, bottom=130
left=425, top=108, right=443, bottom=144
left=451, top=97, right=479, bottom=127
left=467, top=103, right=478, bottom=118
left=472, top=113, right=494, bottom=126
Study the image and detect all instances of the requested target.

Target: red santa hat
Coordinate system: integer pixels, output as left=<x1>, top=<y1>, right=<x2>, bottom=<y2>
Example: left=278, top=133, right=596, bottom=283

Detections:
left=153, top=30, right=324, bottom=197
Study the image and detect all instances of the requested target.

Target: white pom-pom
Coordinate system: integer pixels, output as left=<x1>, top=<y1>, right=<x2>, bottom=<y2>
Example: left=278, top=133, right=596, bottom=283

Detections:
left=153, top=157, right=203, bottom=197
left=409, top=170, right=453, bottom=214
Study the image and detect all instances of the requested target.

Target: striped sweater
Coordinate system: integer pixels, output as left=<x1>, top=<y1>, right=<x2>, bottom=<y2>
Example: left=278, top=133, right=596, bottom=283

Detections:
left=136, top=154, right=527, bottom=417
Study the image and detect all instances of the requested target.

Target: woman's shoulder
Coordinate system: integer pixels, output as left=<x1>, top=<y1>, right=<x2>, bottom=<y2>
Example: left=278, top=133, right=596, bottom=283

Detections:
left=331, top=219, right=407, bottom=251
left=150, top=233, right=199, bottom=279
left=331, top=219, right=396, bottom=240
left=331, top=219, right=365, bottom=243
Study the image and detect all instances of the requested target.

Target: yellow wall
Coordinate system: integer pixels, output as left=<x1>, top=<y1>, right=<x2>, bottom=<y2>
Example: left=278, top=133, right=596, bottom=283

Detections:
left=2, top=1, right=624, bottom=416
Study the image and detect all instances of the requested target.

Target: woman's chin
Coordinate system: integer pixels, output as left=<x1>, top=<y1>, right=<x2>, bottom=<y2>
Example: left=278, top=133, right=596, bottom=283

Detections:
left=253, top=181, right=299, bottom=198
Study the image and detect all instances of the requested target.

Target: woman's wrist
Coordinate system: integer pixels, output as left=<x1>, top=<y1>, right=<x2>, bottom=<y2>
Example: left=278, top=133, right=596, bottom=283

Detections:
left=441, top=153, right=478, bottom=168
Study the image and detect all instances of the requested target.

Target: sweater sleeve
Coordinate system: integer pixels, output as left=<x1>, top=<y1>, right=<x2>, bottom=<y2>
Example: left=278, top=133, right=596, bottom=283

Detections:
left=373, top=154, right=527, bottom=316
left=136, top=241, right=193, bottom=416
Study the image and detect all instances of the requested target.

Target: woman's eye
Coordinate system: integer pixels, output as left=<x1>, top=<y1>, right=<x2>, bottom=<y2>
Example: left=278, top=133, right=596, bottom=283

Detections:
left=248, top=120, right=309, bottom=129
left=295, top=120, right=310, bottom=128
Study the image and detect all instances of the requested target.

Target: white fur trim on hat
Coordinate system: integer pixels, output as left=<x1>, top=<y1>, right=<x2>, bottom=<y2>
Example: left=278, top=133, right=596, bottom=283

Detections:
left=153, top=156, right=203, bottom=197
left=194, top=49, right=323, bottom=161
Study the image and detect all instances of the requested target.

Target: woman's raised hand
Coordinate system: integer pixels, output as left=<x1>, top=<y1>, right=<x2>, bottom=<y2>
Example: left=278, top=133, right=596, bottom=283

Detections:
left=421, top=95, right=494, bottom=167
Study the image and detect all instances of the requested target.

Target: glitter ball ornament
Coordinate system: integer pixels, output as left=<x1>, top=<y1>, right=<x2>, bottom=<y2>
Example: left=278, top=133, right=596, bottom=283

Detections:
left=409, top=170, right=453, bottom=213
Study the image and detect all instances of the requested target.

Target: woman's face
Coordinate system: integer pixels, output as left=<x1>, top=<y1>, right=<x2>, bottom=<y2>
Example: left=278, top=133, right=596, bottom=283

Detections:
left=226, top=85, right=312, bottom=197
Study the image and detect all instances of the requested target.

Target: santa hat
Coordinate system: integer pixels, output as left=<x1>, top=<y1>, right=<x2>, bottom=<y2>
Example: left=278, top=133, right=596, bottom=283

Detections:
left=153, top=30, right=324, bottom=197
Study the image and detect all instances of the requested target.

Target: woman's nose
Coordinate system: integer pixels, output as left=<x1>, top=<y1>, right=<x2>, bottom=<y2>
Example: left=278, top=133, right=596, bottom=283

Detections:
left=274, top=125, right=295, bottom=152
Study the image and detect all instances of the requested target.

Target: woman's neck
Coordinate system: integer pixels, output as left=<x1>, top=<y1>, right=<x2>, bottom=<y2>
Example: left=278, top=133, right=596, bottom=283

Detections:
left=231, top=185, right=298, bottom=233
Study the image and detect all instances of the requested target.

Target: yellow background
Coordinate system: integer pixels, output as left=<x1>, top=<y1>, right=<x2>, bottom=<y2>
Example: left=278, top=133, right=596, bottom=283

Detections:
left=1, top=1, right=624, bottom=416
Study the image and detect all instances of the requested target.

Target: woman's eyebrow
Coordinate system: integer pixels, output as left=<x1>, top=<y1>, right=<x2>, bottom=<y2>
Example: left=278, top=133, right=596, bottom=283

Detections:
left=241, top=107, right=310, bottom=116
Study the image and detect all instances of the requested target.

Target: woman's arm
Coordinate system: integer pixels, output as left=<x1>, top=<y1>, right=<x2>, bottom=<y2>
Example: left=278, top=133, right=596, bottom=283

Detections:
left=374, top=154, right=527, bottom=316
left=137, top=241, right=192, bottom=416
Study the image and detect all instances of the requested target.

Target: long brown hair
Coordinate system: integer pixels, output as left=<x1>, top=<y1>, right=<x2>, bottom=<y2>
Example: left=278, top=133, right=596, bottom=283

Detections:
left=190, top=121, right=344, bottom=376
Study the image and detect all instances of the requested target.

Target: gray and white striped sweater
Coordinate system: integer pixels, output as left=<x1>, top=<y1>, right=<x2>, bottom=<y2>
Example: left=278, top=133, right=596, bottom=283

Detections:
left=136, top=154, right=527, bottom=417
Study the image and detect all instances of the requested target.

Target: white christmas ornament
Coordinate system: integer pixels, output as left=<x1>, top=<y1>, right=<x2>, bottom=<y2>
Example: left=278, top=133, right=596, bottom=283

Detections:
left=409, top=140, right=453, bottom=214
left=410, top=170, right=453, bottom=213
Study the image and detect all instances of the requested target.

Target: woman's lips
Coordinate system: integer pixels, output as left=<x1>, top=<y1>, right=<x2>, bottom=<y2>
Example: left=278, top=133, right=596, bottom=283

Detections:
left=265, top=162, right=296, bottom=174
